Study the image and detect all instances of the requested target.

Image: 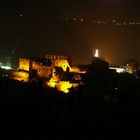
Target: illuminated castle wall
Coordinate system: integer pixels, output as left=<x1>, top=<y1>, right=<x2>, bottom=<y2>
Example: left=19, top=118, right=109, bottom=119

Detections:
left=45, top=55, right=71, bottom=71
left=18, top=55, right=71, bottom=78
left=19, top=58, right=30, bottom=71
left=31, top=61, right=52, bottom=78
left=11, top=51, right=126, bottom=93
left=19, top=58, right=52, bottom=78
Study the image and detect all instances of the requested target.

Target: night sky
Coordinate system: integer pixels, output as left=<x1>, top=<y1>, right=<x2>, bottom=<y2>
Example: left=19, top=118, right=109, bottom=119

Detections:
left=0, top=0, right=140, bottom=65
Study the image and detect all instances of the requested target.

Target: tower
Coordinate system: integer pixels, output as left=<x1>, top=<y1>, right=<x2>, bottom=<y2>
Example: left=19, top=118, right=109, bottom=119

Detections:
left=93, top=49, right=99, bottom=58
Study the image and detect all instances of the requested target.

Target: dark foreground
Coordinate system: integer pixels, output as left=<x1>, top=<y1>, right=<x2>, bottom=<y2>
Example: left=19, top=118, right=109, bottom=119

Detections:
left=4, top=75, right=140, bottom=140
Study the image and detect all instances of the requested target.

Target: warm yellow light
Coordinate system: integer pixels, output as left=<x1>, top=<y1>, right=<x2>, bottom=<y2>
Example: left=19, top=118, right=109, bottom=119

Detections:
left=11, top=71, right=29, bottom=82
left=70, top=67, right=86, bottom=73
left=47, top=78, right=57, bottom=88
left=47, top=79, right=73, bottom=93
left=54, top=59, right=71, bottom=71
left=19, top=58, right=30, bottom=71
left=57, top=81, right=72, bottom=93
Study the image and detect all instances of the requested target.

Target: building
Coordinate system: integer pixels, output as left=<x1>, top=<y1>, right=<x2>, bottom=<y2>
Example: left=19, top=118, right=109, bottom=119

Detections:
left=10, top=51, right=124, bottom=93
left=45, top=55, right=71, bottom=71
left=11, top=55, right=72, bottom=81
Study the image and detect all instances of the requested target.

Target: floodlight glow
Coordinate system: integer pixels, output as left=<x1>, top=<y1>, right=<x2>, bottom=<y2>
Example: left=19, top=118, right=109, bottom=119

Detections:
left=110, top=67, right=125, bottom=73
left=1, top=66, right=12, bottom=70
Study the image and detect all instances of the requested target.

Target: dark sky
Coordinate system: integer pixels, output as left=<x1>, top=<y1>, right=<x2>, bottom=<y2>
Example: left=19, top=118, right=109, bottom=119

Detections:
left=0, top=0, right=140, bottom=65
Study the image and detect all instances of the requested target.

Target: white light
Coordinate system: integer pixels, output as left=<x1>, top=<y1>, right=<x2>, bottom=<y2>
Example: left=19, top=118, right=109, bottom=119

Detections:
left=110, top=67, right=125, bottom=73
left=94, top=49, right=99, bottom=57
left=19, top=13, right=23, bottom=17
left=116, top=23, right=119, bottom=26
left=1, top=66, right=12, bottom=70
left=112, top=20, right=116, bottom=23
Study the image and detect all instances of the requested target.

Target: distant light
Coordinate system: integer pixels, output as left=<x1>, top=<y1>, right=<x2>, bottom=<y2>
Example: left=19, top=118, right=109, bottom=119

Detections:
left=1, top=66, right=12, bottom=70
left=19, top=13, right=23, bottom=17
left=91, top=20, right=96, bottom=23
left=94, top=49, right=99, bottom=58
left=62, top=17, right=139, bottom=27
left=65, top=17, right=69, bottom=21
left=112, top=20, right=116, bottom=23
left=110, top=67, right=125, bottom=73
left=123, top=22, right=126, bottom=25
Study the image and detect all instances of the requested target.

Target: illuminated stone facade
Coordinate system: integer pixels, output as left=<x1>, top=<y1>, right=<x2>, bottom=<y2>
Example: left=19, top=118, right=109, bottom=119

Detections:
left=18, top=55, right=71, bottom=79
left=19, top=58, right=30, bottom=71
left=11, top=71, right=29, bottom=82
left=12, top=55, right=82, bottom=93
left=45, top=55, right=71, bottom=71
left=19, top=58, right=52, bottom=78
left=31, top=61, right=52, bottom=78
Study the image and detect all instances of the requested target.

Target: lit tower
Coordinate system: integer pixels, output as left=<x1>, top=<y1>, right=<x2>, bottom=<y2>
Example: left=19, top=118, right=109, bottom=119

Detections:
left=93, top=49, right=99, bottom=58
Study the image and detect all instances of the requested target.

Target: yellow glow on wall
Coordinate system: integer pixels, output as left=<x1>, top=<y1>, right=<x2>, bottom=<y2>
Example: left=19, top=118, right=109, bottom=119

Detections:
left=70, top=67, right=86, bottom=73
left=47, top=78, right=57, bottom=88
left=11, top=71, right=29, bottom=82
left=57, top=81, right=72, bottom=93
left=54, top=59, right=71, bottom=71
left=19, top=58, right=30, bottom=71
left=47, top=78, right=76, bottom=93
left=32, top=61, right=53, bottom=78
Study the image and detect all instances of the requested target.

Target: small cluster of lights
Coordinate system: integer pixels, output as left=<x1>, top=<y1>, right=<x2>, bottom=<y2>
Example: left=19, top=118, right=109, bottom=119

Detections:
left=62, top=17, right=140, bottom=26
